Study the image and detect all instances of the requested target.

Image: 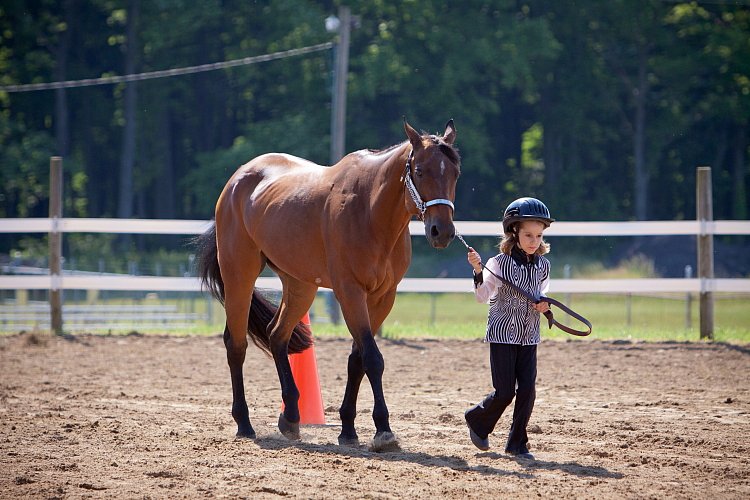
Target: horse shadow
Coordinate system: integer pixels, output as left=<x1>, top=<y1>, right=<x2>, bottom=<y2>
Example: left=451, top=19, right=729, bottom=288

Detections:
left=252, top=436, right=622, bottom=479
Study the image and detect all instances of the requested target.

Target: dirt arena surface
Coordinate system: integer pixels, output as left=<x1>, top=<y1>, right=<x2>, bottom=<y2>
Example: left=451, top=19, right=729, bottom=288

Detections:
left=1, top=332, right=748, bottom=499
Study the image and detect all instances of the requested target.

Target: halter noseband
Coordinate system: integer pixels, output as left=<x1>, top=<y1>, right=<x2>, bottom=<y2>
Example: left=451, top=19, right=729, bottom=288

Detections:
left=402, top=150, right=455, bottom=220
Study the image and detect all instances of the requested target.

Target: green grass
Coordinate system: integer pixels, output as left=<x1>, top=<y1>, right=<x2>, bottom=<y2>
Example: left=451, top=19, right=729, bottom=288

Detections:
left=5, top=291, right=748, bottom=344
left=309, top=292, right=750, bottom=344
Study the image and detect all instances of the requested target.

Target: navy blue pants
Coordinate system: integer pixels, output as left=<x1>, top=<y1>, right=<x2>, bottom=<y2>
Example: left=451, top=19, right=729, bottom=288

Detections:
left=465, top=343, right=537, bottom=453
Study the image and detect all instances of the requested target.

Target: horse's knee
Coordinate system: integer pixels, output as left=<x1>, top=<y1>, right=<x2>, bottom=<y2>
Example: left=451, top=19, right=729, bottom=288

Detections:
left=359, top=334, right=384, bottom=376
left=347, top=348, right=364, bottom=376
left=361, top=348, right=384, bottom=377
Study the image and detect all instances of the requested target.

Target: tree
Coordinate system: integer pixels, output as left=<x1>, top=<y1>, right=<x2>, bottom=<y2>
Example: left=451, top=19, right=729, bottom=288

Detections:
left=345, top=0, right=560, bottom=219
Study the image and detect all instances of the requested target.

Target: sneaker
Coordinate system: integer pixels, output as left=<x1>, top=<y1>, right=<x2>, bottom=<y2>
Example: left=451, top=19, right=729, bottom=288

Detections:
left=464, top=410, right=489, bottom=451
left=505, top=448, right=534, bottom=460
left=467, top=426, right=490, bottom=451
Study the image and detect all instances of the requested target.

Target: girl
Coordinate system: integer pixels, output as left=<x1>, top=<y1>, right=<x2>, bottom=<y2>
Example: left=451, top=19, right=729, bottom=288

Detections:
left=464, top=197, right=554, bottom=460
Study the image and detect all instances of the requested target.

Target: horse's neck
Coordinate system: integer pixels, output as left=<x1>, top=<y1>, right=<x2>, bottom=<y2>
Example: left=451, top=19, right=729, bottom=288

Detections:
left=370, top=144, right=413, bottom=238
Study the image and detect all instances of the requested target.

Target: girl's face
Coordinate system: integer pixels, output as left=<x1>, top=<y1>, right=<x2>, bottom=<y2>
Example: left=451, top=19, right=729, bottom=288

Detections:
left=516, top=220, right=547, bottom=255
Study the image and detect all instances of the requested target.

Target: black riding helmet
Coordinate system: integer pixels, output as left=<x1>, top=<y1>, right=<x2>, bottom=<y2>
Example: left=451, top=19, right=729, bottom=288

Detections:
left=502, top=197, right=555, bottom=234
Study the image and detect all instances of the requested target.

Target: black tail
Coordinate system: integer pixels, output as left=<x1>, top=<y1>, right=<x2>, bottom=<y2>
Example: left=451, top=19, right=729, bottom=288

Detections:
left=248, top=291, right=313, bottom=355
left=195, top=224, right=224, bottom=304
left=194, top=223, right=313, bottom=355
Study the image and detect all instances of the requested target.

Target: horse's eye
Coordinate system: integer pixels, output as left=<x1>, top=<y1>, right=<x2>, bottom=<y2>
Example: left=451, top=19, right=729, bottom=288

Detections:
left=415, top=166, right=423, bottom=177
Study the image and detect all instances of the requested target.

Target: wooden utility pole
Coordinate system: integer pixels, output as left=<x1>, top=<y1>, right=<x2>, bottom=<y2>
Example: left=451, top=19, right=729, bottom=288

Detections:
left=329, top=5, right=351, bottom=166
left=49, top=157, right=63, bottom=335
left=325, top=6, right=352, bottom=326
left=696, top=167, right=714, bottom=340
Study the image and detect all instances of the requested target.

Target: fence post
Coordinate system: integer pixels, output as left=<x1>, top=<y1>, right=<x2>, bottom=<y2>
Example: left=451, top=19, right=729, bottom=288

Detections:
left=49, top=156, right=63, bottom=335
left=696, top=167, right=714, bottom=340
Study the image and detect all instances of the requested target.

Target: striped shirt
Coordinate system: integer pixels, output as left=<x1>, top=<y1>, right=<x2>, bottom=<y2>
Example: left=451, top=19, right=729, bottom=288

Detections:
left=473, top=247, right=550, bottom=345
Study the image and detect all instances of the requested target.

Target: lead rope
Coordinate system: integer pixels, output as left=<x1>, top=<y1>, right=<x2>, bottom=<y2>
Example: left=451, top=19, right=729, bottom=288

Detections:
left=455, top=232, right=592, bottom=337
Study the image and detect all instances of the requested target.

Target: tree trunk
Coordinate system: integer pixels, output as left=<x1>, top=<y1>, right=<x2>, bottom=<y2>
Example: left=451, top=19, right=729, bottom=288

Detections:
left=633, top=46, right=648, bottom=221
left=542, top=123, right=563, bottom=208
left=82, top=95, right=99, bottom=216
left=154, top=108, right=176, bottom=220
left=154, top=106, right=178, bottom=247
left=117, top=0, right=140, bottom=220
left=732, top=123, right=748, bottom=220
left=53, top=0, right=75, bottom=157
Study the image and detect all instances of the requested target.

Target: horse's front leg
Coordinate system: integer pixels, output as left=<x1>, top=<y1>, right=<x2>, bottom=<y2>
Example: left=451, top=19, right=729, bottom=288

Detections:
left=336, top=287, right=399, bottom=451
left=360, top=331, right=399, bottom=451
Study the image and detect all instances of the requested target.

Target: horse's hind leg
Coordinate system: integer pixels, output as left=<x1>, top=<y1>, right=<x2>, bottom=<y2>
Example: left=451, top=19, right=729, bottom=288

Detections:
left=338, top=341, right=365, bottom=446
left=218, top=236, right=263, bottom=438
left=222, top=323, right=253, bottom=437
left=268, top=277, right=317, bottom=440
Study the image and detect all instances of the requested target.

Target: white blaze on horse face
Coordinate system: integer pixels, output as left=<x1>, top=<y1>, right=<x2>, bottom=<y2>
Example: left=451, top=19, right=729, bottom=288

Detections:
left=440, top=160, right=446, bottom=176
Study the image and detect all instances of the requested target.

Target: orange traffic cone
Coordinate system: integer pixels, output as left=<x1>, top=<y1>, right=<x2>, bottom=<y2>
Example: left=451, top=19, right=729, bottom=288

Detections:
left=286, top=312, right=325, bottom=425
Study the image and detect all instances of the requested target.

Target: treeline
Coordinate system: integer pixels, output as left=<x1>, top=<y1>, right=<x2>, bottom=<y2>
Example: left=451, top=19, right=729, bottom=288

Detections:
left=1, top=0, right=748, bottom=236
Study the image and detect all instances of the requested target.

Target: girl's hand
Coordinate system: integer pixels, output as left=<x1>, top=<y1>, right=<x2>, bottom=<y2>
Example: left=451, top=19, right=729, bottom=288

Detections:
left=533, top=301, right=550, bottom=313
left=467, top=247, right=482, bottom=274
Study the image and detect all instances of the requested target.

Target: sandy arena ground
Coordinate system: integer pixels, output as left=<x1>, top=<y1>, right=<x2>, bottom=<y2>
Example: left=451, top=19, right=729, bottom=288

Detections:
left=1, top=332, right=748, bottom=499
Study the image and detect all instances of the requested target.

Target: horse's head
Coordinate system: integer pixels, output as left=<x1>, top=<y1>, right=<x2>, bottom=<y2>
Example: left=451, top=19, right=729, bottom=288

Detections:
left=403, top=119, right=460, bottom=249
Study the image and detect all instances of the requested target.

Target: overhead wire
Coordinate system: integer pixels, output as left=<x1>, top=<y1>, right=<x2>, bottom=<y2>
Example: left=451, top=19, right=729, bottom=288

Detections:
left=0, top=42, right=333, bottom=93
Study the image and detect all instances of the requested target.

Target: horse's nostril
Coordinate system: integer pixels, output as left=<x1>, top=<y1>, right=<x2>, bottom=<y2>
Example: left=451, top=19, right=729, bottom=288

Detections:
left=431, top=225, right=440, bottom=238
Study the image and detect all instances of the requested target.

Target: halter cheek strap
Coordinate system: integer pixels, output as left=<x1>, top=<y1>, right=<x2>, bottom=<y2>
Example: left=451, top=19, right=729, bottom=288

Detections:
left=402, top=150, right=455, bottom=219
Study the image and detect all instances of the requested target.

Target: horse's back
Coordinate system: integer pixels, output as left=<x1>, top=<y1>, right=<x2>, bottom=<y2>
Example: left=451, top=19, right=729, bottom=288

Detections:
left=219, top=153, right=327, bottom=207
left=234, top=153, right=324, bottom=186
left=215, top=153, right=332, bottom=267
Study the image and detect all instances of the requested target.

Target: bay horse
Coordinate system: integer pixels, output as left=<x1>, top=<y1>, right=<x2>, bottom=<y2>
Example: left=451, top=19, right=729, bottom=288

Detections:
left=196, top=119, right=460, bottom=450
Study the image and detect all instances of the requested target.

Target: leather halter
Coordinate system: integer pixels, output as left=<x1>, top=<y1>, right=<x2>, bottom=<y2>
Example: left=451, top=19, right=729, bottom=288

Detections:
left=456, top=233, right=592, bottom=337
left=402, top=150, right=455, bottom=220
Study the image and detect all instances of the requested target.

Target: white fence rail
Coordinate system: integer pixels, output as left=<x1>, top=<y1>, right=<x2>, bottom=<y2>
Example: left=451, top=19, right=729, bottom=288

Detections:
left=2, top=217, right=750, bottom=236
left=1, top=216, right=749, bottom=336
left=1, top=218, right=749, bottom=294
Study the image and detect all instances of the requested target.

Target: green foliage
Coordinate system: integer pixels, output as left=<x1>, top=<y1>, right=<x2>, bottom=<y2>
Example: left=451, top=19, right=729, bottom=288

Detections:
left=184, top=113, right=330, bottom=216
left=0, top=119, right=55, bottom=217
left=0, top=1, right=748, bottom=255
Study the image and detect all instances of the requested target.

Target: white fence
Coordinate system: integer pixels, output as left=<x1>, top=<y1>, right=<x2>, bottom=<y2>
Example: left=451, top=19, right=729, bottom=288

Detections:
left=1, top=216, right=749, bottom=335
left=1, top=217, right=749, bottom=295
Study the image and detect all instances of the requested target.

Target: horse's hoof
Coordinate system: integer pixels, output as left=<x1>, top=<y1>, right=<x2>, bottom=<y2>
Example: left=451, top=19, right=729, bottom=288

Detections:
left=337, top=434, right=360, bottom=447
left=235, top=424, right=256, bottom=439
left=369, top=431, right=400, bottom=452
left=278, top=413, right=300, bottom=441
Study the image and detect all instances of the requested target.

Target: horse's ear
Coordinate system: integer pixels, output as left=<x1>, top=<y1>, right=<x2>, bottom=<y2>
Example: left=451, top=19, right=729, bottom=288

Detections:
left=403, top=117, right=423, bottom=151
left=443, top=119, right=456, bottom=145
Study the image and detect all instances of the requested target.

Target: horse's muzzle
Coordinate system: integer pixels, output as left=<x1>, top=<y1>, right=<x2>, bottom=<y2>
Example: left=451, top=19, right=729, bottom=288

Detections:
left=426, top=221, right=456, bottom=249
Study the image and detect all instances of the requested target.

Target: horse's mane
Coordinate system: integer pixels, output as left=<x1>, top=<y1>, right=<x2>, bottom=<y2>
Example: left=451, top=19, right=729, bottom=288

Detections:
left=365, top=141, right=406, bottom=156
left=366, top=135, right=460, bottom=164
